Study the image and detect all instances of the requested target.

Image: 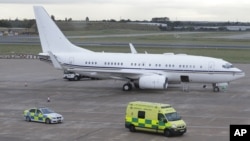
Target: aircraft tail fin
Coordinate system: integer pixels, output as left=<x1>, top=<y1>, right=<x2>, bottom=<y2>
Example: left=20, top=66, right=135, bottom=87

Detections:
left=33, top=6, right=92, bottom=53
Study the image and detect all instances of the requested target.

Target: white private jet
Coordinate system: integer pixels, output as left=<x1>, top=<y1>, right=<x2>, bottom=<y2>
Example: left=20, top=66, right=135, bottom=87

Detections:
left=34, top=6, right=245, bottom=92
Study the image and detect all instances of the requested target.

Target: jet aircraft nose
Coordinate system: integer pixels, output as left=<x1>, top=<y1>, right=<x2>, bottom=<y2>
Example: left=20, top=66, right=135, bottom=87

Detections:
left=234, top=68, right=245, bottom=80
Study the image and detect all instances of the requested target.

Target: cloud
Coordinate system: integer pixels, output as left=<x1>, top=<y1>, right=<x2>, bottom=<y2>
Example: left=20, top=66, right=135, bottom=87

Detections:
left=1, top=0, right=250, bottom=21
left=0, top=0, right=79, bottom=4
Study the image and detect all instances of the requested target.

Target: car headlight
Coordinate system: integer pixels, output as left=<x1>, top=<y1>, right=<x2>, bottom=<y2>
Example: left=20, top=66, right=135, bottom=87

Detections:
left=172, top=124, right=177, bottom=128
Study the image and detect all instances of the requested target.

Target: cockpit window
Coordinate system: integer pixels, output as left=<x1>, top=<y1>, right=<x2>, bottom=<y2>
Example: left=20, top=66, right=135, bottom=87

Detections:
left=223, top=63, right=234, bottom=69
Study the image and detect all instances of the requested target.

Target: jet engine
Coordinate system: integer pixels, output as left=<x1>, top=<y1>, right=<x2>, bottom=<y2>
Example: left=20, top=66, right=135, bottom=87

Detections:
left=138, top=75, right=168, bottom=89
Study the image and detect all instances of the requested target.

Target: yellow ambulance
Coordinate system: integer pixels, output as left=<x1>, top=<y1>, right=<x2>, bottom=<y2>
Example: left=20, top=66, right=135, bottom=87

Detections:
left=125, top=101, right=186, bottom=137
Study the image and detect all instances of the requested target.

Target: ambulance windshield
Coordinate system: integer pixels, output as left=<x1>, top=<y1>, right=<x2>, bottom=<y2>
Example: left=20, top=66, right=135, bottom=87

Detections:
left=165, top=112, right=181, bottom=121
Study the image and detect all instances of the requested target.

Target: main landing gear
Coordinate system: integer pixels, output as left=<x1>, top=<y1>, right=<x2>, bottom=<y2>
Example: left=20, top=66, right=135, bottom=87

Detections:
left=123, top=83, right=133, bottom=91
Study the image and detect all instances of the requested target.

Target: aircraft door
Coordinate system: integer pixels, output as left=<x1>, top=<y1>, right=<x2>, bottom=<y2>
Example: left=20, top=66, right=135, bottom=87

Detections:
left=208, top=61, right=215, bottom=71
left=180, top=75, right=189, bottom=82
left=69, top=57, right=74, bottom=65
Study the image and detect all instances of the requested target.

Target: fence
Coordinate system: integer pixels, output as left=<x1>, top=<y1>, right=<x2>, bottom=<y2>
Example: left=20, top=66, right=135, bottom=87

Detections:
left=0, top=54, right=39, bottom=59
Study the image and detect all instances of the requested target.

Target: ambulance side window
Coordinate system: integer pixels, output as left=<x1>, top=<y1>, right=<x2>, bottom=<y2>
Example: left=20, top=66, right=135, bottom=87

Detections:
left=158, top=113, right=165, bottom=121
left=138, top=111, right=145, bottom=119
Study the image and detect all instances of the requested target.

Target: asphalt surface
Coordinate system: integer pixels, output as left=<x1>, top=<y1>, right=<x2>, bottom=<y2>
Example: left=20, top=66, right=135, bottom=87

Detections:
left=0, top=59, right=249, bottom=141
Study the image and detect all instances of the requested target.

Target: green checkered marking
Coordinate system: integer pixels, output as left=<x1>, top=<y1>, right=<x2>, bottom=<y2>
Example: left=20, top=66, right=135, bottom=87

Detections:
left=139, top=123, right=145, bottom=127
left=145, top=119, right=151, bottom=124
left=132, top=118, right=138, bottom=122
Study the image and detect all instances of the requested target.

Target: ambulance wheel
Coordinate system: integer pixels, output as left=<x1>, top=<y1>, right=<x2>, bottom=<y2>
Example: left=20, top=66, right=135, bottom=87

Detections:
left=164, top=129, right=171, bottom=137
left=129, top=125, right=136, bottom=132
left=26, top=116, right=31, bottom=122
left=45, top=118, right=51, bottom=124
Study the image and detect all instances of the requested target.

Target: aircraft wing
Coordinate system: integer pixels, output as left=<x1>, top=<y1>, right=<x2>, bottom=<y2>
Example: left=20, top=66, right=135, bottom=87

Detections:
left=66, top=67, right=166, bottom=80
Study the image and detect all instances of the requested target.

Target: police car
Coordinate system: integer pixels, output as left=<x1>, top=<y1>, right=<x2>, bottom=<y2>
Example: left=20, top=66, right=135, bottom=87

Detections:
left=24, top=107, right=63, bottom=124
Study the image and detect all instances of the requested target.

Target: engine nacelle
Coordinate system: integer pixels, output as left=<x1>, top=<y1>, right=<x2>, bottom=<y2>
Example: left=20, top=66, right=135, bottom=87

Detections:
left=139, top=75, right=168, bottom=89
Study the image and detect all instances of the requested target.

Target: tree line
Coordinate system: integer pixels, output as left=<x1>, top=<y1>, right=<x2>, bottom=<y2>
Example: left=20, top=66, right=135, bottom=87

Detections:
left=0, top=19, right=36, bottom=28
left=1, top=18, right=250, bottom=31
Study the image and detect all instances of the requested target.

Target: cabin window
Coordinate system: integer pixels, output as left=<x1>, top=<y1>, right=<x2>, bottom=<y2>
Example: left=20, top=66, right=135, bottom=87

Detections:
left=121, top=63, right=123, bottom=66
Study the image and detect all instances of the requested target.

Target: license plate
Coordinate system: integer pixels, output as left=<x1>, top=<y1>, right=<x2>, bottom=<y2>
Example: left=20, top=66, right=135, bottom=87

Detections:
left=179, top=130, right=184, bottom=132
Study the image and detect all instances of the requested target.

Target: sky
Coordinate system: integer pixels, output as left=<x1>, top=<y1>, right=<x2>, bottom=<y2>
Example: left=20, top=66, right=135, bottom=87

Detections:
left=1, top=0, right=250, bottom=22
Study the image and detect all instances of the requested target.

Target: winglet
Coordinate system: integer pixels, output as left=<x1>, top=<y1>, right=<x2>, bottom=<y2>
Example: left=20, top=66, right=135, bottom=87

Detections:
left=129, top=43, right=137, bottom=54
left=48, top=51, right=62, bottom=69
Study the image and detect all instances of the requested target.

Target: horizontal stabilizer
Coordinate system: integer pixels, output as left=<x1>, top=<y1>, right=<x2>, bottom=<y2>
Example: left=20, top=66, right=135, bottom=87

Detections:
left=48, top=51, right=62, bottom=69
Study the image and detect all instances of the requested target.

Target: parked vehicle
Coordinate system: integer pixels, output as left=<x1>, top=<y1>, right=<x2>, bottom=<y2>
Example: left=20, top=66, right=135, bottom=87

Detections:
left=24, top=107, right=63, bottom=124
left=125, top=101, right=186, bottom=137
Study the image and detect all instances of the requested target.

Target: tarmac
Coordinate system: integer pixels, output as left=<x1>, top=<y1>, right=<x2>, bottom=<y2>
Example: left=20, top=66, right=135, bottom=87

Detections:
left=0, top=59, right=249, bottom=141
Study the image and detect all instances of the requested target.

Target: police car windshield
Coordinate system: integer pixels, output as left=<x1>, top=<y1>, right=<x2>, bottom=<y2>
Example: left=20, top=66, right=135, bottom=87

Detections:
left=165, top=112, right=181, bottom=121
left=41, top=108, right=54, bottom=114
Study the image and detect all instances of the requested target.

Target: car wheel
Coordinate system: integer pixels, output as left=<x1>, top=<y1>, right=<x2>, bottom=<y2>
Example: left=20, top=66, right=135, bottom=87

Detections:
left=26, top=116, right=31, bottom=122
left=74, top=76, right=78, bottom=81
left=45, top=118, right=51, bottom=124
